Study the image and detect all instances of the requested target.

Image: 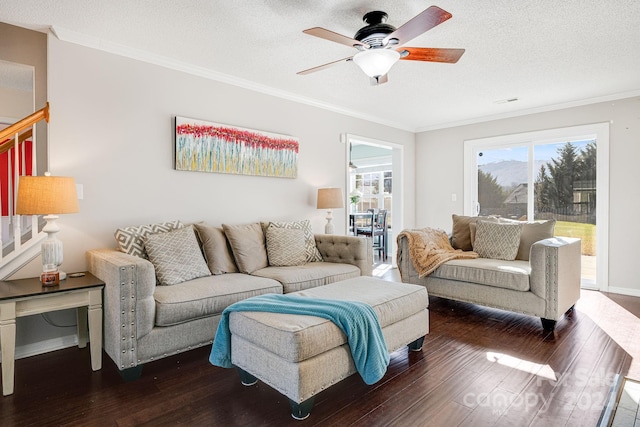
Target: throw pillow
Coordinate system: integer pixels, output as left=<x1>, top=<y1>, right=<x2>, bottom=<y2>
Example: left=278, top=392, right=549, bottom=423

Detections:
left=499, top=219, right=556, bottom=261
left=265, top=225, right=307, bottom=266
left=144, top=225, right=211, bottom=286
left=222, top=222, right=269, bottom=274
left=115, top=220, right=183, bottom=259
left=451, top=214, right=475, bottom=251
left=193, top=223, right=239, bottom=274
left=472, top=220, right=523, bottom=261
left=264, top=219, right=323, bottom=262
left=451, top=215, right=499, bottom=251
left=469, top=216, right=501, bottom=248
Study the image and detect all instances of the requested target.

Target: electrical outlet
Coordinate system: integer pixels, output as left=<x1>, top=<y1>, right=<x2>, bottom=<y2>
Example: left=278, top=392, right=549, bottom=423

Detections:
left=451, top=193, right=457, bottom=202
left=76, top=184, right=84, bottom=200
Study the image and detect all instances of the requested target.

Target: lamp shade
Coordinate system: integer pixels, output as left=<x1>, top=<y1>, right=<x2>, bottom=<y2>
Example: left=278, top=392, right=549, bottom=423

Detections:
left=353, top=49, right=401, bottom=78
left=16, top=175, right=79, bottom=215
left=317, top=188, right=344, bottom=209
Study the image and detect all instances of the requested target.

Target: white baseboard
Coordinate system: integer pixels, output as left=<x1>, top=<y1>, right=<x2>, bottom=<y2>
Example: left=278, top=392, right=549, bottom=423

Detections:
left=0, top=333, right=79, bottom=361
left=605, top=286, right=640, bottom=298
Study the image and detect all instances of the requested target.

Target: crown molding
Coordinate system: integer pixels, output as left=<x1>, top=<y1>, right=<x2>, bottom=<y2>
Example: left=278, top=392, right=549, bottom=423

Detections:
left=415, top=89, right=640, bottom=133
left=49, top=26, right=414, bottom=132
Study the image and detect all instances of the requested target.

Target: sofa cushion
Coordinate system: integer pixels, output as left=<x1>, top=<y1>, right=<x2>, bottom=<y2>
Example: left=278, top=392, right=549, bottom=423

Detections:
left=115, top=220, right=183, bottom=259
left=144, top=225, right=211, bottom=286
left=265, top=225, right=307, bottom=266
left=251, top=262, right=361, bottom=293
left=473, top=220, right=523, bottom=261
left=263, top=220, right=323, bottom=262
left=431, top=258, right=531, bottom=291
left=153, top=273, right=282, bottom=327
left=193, top=223, right=239, bottom=274
left=229, top=277, right=428, bottom=363
left=222, top=222, right=269, bottom=274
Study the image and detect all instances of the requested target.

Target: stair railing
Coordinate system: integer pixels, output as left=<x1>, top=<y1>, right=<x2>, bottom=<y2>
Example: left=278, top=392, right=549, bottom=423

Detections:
left=0, top=102, right=49, bottom=278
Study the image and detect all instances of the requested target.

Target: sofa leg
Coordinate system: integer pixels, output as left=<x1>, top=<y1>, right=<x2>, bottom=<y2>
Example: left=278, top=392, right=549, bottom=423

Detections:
left=565, top=305, right=575, bottom=314
left=289, top=397, right=314, bottom=420
left=541, top=318, right=556, bottom=331
left=236, top=367, right=258, bottom=386
left=118, top=365, right=143, bottom=382
left=408, top=336, right=425, bottom=352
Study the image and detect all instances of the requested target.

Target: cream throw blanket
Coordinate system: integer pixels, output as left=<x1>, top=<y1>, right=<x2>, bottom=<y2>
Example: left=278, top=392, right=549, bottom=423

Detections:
left=397, top=227, right=479, bottom=278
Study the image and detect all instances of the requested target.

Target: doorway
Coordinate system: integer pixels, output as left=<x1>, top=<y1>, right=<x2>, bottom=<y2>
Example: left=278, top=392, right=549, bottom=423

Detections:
left=345, top=134, right=403, bottom=270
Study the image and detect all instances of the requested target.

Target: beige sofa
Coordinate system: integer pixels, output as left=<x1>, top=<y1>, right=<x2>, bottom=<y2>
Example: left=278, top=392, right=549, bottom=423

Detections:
left=396, top=215, right=582, bottom=331
left=87, top=220, right=372, bottom=379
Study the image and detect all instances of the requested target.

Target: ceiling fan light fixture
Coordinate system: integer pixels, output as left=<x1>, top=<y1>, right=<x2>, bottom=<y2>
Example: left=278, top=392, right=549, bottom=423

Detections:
left=353, top=49, right=400, bottom=78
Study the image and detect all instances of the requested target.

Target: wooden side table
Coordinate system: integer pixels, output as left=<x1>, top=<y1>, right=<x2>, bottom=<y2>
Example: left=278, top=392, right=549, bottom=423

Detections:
left=0, top=272, right=104, bottom=396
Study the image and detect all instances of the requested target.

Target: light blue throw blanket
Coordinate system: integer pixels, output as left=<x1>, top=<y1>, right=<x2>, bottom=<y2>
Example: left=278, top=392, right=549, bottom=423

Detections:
left=209, top=294, right=390, bottom=385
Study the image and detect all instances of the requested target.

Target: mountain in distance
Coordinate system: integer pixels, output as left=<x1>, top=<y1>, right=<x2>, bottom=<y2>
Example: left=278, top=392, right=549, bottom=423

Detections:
left=479, top=160, right=548, bottom=188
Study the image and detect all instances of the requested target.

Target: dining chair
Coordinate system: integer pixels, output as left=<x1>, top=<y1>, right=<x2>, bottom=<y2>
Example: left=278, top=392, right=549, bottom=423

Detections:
left=356, top=209, right=387, bottom=261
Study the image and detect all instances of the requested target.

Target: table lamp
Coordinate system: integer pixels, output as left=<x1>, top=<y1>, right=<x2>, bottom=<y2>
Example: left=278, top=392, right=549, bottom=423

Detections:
left=317, top=188, right=344, bottom=234
left=16, top=174, right=79, bottom=284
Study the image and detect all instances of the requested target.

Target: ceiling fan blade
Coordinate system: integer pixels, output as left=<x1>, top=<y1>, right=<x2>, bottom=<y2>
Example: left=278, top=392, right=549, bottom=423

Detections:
left=384, top=6, right=452, bottom=47
left=297, top=57, right=353, bottom=75
left=303, top=27, right=369, bottom=49
left=399, top=47, right=465, bottom=63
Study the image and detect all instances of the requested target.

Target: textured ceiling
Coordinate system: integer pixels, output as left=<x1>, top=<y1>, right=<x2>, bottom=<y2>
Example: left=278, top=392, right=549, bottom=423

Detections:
left=2, top=0, right=640, bottom=131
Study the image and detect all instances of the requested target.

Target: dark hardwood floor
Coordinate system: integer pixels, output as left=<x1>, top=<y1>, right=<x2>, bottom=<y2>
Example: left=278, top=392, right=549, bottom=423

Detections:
left=2, top=265, right=639, bottom=426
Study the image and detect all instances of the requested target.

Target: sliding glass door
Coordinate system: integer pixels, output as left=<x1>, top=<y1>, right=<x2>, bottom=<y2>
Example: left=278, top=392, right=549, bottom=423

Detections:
left=465, top=124, right=608, bottom=289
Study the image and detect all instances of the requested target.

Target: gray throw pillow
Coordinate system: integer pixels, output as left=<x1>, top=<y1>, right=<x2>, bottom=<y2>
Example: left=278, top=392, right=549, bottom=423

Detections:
left=144, top=225, right=211, bottom=286
left=472, top=220, right=523, bottom=261
left=497, top=218, right=556, bottom=261
left=193, top=223, right=239, bottom=274
left=265, top=219, right=323, bottom=262
left=515, top=219, right=556, bottom=261
left=222, top=223, right=269, bottom=274
left=114, top=220, right=183, bottom=259
left=265, top=225, right=307, bottom=266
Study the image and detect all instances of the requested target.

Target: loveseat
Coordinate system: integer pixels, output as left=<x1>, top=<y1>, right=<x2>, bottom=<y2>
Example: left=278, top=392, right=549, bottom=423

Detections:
left=87, top=220, right=372, bottom=378
left=396, top=215, right=581, bottom=331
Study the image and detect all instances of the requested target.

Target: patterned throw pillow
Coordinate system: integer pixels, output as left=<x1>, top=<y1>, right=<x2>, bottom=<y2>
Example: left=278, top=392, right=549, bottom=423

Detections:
left=267, top=220, right=323, bottom=262
left=265, top=225, right=307, bottom=267
left=144, top=225, right=211, bottom=286
left=115, top=220, right=183, bottom=259
left=472, top=220, right=523, bottom=261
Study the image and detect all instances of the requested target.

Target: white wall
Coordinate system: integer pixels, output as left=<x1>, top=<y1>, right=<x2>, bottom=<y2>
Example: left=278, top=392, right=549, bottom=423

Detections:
left=29, top=36, right=414, bottom=277
left=415, top=96, right=640, bottom=294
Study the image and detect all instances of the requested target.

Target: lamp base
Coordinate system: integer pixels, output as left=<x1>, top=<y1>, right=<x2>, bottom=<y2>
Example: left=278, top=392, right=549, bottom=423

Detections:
left=324, top=209, right=335, bottom=234
left=324, top=220, right=335, bottom=235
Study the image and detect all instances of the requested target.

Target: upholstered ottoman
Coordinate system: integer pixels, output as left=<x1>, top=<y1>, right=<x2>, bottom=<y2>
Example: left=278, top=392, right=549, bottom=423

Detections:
left=229, top=276, right=429, bottom=420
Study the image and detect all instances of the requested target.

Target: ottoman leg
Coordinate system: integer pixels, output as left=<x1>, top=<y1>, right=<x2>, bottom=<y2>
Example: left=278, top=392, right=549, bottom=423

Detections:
left=236, top=367, right=258, bottom=386
left=289, top=397, right=315, bottom=420
left=408, top=336, right=425, bottom=352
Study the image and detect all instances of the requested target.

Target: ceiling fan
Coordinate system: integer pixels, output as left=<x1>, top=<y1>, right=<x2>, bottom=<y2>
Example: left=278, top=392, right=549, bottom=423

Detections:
left=297, top=5, right=465, bottom=85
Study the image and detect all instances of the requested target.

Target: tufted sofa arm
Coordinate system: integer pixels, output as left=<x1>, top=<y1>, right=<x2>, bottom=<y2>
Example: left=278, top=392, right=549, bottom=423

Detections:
left=529, top=237, right=582, bottom=320
left=314, top=234, right=373, bottom=276
left=87, top=248, right=157, bottom=371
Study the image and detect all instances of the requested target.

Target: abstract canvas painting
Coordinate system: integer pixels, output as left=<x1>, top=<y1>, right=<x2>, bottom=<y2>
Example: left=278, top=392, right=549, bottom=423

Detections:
left=175, top=116, right=298, bottom=178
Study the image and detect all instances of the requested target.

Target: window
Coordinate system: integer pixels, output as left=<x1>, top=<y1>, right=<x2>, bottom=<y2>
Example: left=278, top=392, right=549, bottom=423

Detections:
left=352, top=170, right=392, bottom=228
